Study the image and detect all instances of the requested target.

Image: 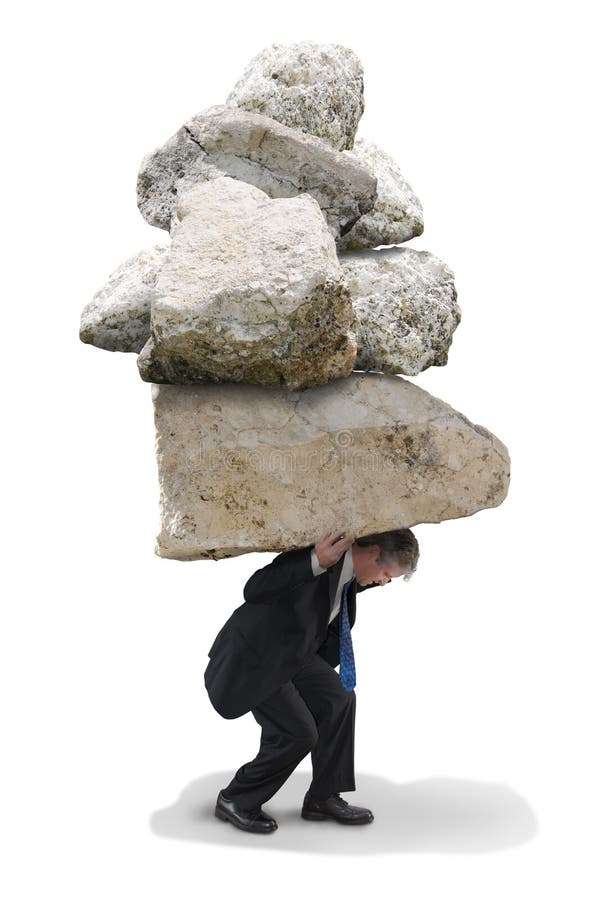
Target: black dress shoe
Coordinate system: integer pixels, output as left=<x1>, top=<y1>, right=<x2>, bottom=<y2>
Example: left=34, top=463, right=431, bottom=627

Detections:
left=301, top=791, right=374, bottom=824
left=214, top=790, right=278, bottom=834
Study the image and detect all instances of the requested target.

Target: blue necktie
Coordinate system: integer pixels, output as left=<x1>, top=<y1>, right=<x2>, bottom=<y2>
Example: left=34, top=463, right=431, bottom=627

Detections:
left=339, top=579, right=356, bottom=691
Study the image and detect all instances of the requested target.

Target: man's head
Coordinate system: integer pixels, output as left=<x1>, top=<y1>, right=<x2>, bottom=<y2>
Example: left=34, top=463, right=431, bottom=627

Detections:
left=351, top=528, right=419, bottom=587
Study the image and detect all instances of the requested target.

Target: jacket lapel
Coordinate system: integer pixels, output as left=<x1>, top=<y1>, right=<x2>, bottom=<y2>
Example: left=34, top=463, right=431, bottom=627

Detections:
left=348, top=576, right=357, bottom=628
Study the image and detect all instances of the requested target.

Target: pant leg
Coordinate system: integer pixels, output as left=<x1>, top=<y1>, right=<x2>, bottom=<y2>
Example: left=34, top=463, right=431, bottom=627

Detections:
left=291, top=653, right=357, bottom=800
left=221, top=678, right=319, bottom=811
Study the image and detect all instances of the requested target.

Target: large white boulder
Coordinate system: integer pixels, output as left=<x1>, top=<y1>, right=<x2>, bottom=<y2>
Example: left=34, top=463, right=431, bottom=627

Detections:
left=150, top=372, right=510, bottom=560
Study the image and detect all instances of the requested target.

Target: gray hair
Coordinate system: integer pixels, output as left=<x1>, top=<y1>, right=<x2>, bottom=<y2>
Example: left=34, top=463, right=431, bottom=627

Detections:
left=355, top=528, right=419, bottom=581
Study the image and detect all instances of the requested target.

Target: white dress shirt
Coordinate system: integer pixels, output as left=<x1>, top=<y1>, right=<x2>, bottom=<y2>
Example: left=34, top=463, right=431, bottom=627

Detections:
left=310, top=546, right=355, bottom=625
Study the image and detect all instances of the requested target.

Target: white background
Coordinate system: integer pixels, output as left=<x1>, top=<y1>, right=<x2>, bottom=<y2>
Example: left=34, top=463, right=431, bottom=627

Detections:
left=3, top=1, right=595, bottom=896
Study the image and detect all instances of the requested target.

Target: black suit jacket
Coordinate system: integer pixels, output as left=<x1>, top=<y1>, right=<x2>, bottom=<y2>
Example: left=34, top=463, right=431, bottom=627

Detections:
left=204, top=543, right=378, bottom=719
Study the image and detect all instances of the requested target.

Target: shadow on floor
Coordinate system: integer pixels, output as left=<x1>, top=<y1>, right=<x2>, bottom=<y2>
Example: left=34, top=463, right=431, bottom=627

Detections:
left=149, top=772, right=538, bottom=854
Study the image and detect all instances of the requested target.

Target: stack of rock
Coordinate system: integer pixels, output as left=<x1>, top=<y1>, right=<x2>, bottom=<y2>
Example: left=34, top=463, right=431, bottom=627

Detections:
left=80, top=41, right=510, bottom=561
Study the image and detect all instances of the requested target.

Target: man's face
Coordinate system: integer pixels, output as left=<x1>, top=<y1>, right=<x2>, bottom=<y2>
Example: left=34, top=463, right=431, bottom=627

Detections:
left=353, top=545, right=406, bottom=586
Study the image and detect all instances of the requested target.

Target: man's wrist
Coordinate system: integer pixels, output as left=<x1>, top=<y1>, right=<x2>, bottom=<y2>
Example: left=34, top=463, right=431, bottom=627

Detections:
left=311, top=547, right=328, bottom=576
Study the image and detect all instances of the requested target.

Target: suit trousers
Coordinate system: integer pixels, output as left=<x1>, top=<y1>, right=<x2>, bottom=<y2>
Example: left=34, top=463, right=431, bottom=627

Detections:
left=221, top=652, right=356, bottom=810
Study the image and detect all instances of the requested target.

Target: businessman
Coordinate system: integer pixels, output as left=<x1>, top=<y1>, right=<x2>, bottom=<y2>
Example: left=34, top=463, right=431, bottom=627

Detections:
left=204, top=527, right=419, bottom=834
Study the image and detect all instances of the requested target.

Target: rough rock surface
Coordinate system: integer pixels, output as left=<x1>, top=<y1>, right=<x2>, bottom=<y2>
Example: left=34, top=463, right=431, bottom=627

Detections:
left=79, top=245, right=169, bottom=353
left=226, top=41, right=364, bottom=151
left=340, top=247, right=460, bottom=375
left=78, top=240, right=459, bottom=380
left=338, top=138, right=424, bottom=251
left=137, top=177, right=357, bottom=389
left=151, top=372, right=510, bottom=560
left=136, top=104, right=377, bottom=242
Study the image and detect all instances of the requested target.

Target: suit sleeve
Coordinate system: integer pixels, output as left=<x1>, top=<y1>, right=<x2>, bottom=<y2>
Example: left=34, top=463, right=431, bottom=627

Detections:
left=243, top=545, right=319, bottom=604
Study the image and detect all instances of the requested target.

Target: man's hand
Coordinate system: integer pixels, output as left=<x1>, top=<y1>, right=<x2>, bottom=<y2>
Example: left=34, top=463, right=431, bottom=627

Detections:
left=314, top=530, right=355, bottom=568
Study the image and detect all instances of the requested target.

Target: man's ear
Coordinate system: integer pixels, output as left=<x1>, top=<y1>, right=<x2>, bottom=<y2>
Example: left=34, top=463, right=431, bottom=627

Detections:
left=368, top=544, right=381, bottom=563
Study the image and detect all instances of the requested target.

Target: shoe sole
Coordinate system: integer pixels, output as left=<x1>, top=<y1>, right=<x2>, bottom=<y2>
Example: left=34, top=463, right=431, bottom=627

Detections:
left=301, top=809, right=373, bottom=824
left=215, top=805, right=278, bottom=833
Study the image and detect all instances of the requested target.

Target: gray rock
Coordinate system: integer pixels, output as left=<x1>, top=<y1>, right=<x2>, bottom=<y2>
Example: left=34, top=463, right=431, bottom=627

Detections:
left=340, top=247, right=460, bottom=375
left=338, top=138, right=424, bottom=251
left=136, top=104, right=377, bottom=242
left=79, top=245, right=169, bottom=352
left=150, top=372, right=510, bottom=560
left=137, top=177, right=357, bottom=390
left=226, top=41, right=364, bottom=151
left=79, top=240, right=459, bottom=380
